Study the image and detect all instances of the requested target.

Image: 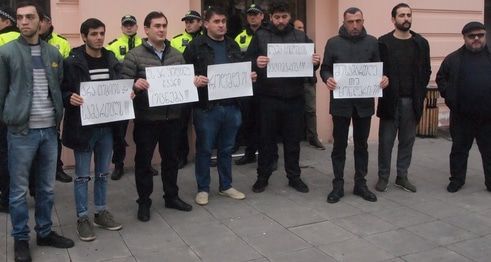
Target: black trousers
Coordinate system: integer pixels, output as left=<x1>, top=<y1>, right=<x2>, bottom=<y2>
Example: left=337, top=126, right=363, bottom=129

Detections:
left=0, top=123, right=8, bottom=205
left=331, top=111, right=371, bottom=186
left=112, top=120, right=129, bottom=167
left=257, top=95, right=304, bottom=180
left=449, top=112, right=491, bottom=186
left=133, top=120, right=180, bottom=206
left=177, top=105, right=192, bottom=162
left=238, top=96, right=259, bottom=157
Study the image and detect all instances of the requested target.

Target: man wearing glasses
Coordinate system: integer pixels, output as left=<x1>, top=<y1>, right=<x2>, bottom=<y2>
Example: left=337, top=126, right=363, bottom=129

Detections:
left=436, top=21, right=491, bottom=193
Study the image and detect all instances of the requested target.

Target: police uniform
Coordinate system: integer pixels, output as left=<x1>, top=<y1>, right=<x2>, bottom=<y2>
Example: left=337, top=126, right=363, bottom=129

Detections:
left=234, top=28, right=253, bottom=53
left=0, top=30, right=20, bottom=46
left=170, top=31, right=195, bottom=54
left=106, top=34, right=143, bottom=61
left=45, top=32, right=71, bottom=58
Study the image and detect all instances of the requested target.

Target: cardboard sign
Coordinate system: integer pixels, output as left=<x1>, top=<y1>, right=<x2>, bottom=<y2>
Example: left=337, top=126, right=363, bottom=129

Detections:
left=333, top=62, right=383, bottom=99
left=267, top=43, right=314, bottom=78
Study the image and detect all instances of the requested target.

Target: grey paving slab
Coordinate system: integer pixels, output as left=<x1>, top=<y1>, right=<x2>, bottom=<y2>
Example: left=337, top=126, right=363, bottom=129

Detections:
left=223, top=214, right=285, bottom=240
left=441, top=212, right=491, bottom=236
left=289, top=221, right=355, bottom=246
left=402, top=247, right=473, bottom=262
left=99, top=257, right=137, bottom=262
left=268, top=247, right=336, bottom=262
left=331, top=213, right=396, bottom=237
left=242, top=229, right=312, bottom=258
left=405, top=198, right=472, bottom=219
left=203, top=197, right=260, bottom=220
left=365, top=229, right=437, bottom=257
left=370, top=206, right=435, bottom=228
left=405, top=220, right=477, bottom=245
left=447, top=235, right=491, bottom=262
left=319, top=237, right=395, bottom=262
left=131, top=246, right=200, bottom=262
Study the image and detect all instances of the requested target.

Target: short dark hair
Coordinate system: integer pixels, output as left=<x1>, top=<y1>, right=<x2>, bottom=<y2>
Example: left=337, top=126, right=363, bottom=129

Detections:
left=143, top=11, right=167, bottom=28
left=391, top=3, right=411, bottom=18
left=204, top=6, right=226, bottom=21
left=343, top=7, right=362, bottom=19
left=16, top=1, right=43, bottom=18
left=80, top=18, right=105, bottom=37
left=269, top=0, right=290, bottom=14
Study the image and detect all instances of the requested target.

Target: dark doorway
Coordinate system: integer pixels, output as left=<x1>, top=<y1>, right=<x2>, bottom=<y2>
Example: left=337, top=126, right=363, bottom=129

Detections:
left=201, top=0, right=306, bottom=38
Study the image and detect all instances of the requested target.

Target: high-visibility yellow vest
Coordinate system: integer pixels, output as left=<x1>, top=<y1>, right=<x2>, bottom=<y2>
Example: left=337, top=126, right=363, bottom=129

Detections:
left=106, top=34, right=143, bottom=61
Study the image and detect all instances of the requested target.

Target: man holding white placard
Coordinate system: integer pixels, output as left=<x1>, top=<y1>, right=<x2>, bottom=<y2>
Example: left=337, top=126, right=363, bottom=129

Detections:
left=184, top=6, right=256, bottom=206
left=320, top=7, right=389, bottom=204
left=121, top=11, right=193, bottom=222
left=61, top=18, right=123, bottom=241
left=246, top=0, right=320, bottom=194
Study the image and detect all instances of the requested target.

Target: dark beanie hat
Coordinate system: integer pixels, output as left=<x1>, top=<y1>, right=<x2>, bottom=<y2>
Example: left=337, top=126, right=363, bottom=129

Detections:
left=462, top=21, right=485, bottom=35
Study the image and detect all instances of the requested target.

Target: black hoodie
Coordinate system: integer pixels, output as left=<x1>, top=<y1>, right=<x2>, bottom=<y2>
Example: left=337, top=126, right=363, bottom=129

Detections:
left=246, top=22, right=318, bottom=98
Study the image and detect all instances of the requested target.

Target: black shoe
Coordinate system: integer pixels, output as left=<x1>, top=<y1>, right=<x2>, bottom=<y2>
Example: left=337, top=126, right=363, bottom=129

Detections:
left=111, top=165, right=124, bottom=180
left=252, top=178, right=269, bottom=193
left=37, top=231, right=74, bottom=248
left=14, top=240, right=31, bottom=262
left=353, top=184, right=378, bottom=202
left=235, top=155, right=256, bottom=165
left=150, top=166, right=159, bottom=176
left=288, top=178, right=309, bottom=193
left=0, top=201, right=8, bottom=213
left=327, top=187, right=344, bottom=203
left=137, top=204, right=150, bottom=222
left=178, top=158, right=188, bottom=169
left=447, top=181, right=463, bottom=193
left=165, top=197, right=192, bottom=212
left=55, top=170, right=72, bottom=183
left=210, top=159, right=217, bottom=167
left=309, top=137, right=326, bottom=150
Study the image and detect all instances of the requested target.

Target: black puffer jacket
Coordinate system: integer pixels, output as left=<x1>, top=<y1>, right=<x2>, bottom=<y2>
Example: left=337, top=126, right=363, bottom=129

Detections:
left=320, top=26, right=380, bottom=118
left=183, top=34, right=244, bottom=109
left=121, top=39, right=185, bottom=121
left=377, top=31, right=431, bottom=122
left=61, top=45, right=121, bottom=151
left=246, top=22, right=317, bottom=98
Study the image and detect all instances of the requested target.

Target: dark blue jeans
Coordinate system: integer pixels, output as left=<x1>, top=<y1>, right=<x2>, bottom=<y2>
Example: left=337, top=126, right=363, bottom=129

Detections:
left=193, top=105, right=241, bottom=192
left=8, top=127, right=57, bottom=240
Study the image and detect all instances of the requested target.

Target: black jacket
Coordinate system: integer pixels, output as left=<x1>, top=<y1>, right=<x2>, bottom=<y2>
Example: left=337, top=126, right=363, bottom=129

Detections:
left=320, top=26, right=380, bottom=118
left=436, top=45, right=491, bottom=113
left=377, top=30, right=431, bottom=121
left=246, top=22, right=317, bottom=98
left=121, top=39, right=186, bottom=121
left=61, top=45, right=121, bottom=151
left=183, top=34, right=244, bottom=109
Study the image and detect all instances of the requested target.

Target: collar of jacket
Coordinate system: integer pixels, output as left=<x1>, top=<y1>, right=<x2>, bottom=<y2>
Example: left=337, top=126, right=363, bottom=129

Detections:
left=0, top=25, right=19, bottom=34
left=40, top=25, right=54, bottom=41
left=142, top=38, right=171, bottom=55
left=338, top=25, right=368, bottom=41
left=68, top=44, right=119, bottom=70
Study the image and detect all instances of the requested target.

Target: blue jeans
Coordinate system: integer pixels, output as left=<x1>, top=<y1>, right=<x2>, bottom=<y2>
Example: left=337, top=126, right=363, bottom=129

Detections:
left=8, top=127, right=57, bottom=240
left=193, top=105, right=241, bottom=192
left=73, top=127, right=113, bottom=218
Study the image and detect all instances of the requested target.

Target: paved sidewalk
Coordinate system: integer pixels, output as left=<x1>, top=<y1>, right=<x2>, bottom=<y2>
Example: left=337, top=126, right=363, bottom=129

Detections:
left=1, top=136, right=491, bottom=262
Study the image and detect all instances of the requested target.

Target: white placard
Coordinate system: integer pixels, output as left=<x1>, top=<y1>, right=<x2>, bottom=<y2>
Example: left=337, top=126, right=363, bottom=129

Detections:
left=207, top=61, right=253, bottom=101
left=333, top=62, right=383, bottom=99
left=267, top=43, right=314, bottom=78
left=80, top=79, right=135, bottom=126
left=145, top=64, right=199, bottom=107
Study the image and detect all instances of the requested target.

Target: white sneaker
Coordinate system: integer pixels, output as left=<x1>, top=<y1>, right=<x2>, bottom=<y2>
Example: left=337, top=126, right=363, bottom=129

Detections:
left=195, top=192, right=209, bottom=205
left=219, top=188, right=246, bottom=200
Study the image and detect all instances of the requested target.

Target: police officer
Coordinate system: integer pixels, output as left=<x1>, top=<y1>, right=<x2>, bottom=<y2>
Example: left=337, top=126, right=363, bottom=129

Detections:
left=235, top=4, right=264, bottom=53
left=171, top=10, right=202, bottom=169
left=170, top=10, right=202, bottom=53
left=0, top=5, right=19, bottom=213
left=39, top=13, right=71, bottom=58
left=106, top=15, right=147, bottom=180
left=107, top=15, right=142, bottom=61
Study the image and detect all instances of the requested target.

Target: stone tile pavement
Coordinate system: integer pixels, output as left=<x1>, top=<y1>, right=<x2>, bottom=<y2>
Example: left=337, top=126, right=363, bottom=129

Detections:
left=1, top=136, right=490, bottom=261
